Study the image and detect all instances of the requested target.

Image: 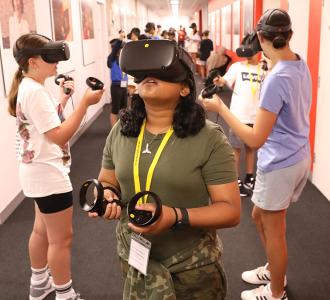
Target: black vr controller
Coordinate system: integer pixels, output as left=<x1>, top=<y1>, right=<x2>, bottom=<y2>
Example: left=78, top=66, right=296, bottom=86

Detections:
left=86, top=77, right=104, bottom=90
left=201, top=84, right=222, bottom=99
left=79, top=179, right=162, bottom=227
left=55, top=74, right=73, bottom=95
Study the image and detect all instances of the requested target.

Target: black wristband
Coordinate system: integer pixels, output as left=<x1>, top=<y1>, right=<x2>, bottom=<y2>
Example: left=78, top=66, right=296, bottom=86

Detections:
left=178, top=207, right=189, bottom=226
left=171, top=207, right=178, bottom=227
left=170, top=207, right=189, bottom=231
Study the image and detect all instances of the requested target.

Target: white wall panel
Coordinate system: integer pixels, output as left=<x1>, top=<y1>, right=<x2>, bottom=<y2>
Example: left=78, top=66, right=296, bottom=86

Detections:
left=288, top=0, right=310, bottom=61
left=313, top=0, right=330, bottom=201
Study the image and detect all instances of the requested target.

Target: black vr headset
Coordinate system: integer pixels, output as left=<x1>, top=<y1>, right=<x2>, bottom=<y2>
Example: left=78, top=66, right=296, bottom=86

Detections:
left=236, top=32, right=262, bottom=57
left=13, top=34, right=70, bottom=64
left=119, top=40, right=195, bottom=84
left=236, top=9, right=292, bottom=57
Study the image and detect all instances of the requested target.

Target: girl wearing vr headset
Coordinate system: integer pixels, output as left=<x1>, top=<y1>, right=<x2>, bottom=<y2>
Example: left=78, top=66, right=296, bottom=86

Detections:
left=89, top=40, right=241, bottom=299
left=8, top=33, right=104, bottom=300
left=201, top=9, right=311, bottom=300
left=214, top=34, right=263, bottom=198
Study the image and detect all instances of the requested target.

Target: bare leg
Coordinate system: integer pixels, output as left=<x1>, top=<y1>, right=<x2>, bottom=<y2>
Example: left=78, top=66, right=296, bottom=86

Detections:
left=29, top=204, right=49, bottom=268
left=110, top=113, right=118, bottom=127
left=233, top=148, right=241, bottom=175
left=40, top=206, right=73, bottom=285
left=256, top=208, right=287, bottom=298
left=245, top=144, right=255, bottom=175
left=251, top=205, right=266, bottom=248
left=200, top=65, right=206, bottom=79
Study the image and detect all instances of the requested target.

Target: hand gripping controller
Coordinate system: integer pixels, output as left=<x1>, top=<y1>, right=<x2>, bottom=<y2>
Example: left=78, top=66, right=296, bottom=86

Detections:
left=79, top=179, right=123, bottom=216
left=201, top=84, right=222, bottom=99
left=55, top=74, right=73, bottom=95
left=79, top=179, right=162, bottom=227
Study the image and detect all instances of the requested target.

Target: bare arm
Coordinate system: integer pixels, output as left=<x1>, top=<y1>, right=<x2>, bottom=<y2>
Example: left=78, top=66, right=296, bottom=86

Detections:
left=127, top=180, right=241, bottom=235
left=188, top=181, right=241, bottom=229
left=98, top=167, right=120, bottom=189
left=200, top=94, right=277, bottom=149
left=45, top=88, right=104, bottom=146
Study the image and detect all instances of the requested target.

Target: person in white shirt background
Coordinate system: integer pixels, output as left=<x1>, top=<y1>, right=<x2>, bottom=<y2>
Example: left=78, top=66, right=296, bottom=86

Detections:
left=186, top=22, right=201, bottom=67
left=9, top=0, right=31, bottom=48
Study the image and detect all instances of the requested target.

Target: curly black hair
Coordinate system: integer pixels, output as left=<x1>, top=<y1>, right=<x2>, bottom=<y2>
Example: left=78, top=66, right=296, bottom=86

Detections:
left=119, top=75, right=205, bottom=138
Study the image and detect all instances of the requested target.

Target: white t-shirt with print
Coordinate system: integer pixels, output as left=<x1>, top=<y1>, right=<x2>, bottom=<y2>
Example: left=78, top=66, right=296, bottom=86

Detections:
left=16, top=77, right=72, bottom=197
left=224, top=61, right=262, bottom=124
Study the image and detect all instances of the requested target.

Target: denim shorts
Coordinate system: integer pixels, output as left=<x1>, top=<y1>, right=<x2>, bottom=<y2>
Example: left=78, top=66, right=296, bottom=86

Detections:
left=252, top=158, right=310, bottom=211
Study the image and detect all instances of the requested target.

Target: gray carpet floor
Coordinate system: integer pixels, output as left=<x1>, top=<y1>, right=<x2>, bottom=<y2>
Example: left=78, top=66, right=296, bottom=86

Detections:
left=1, top=81, right=330, bottom=299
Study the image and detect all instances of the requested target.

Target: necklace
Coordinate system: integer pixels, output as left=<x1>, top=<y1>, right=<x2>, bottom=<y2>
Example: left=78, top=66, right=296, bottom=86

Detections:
left=142, top=133, right=159, bottom=154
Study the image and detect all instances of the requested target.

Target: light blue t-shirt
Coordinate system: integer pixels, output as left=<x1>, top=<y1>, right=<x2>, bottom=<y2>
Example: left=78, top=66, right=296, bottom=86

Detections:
left=257, top=57, right=311, bottom=172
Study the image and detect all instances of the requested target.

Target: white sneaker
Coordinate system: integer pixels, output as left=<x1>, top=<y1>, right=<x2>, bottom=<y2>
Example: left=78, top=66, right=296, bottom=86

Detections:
left=241, top=283, right=288, bottom=300
left=242, top=263, right=287, bottom=286
left=29, top=276, right=55, bottom=300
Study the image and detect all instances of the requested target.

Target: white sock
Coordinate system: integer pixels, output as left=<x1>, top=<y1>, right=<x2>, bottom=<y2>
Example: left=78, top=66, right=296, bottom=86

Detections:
left=54, top=279, right=76, bottom=299
left=31, top=265, right=48, bottom=284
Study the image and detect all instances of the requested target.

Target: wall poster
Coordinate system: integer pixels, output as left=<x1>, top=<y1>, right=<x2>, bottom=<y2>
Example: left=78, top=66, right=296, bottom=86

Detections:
left=243, top=0, right=254, bottom=35
left=221, top=4, right=232, bottom=51
left=50, top=0, right=73, bottom=41
left=232, top=0, right=241, bottom=51
left=80, top=0, right=95, bottom=66
left=0, top=0, right=37, bottom=95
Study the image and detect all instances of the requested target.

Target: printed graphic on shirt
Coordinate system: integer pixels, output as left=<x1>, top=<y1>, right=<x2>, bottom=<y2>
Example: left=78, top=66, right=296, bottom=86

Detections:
left=241, top=72, right=262, bottom=83
left=16, top=103, right=35, bottom=163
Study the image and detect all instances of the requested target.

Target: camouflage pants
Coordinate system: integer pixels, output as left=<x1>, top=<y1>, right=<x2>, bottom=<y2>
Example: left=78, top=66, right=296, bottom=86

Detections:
left=120, top=258, right=227, bottom=300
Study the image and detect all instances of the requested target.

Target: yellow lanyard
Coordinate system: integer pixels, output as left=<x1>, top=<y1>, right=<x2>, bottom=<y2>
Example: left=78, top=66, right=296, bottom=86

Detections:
left=247, top=63, right=260, bottom=97
left=133, top=119, right=174, bottom=204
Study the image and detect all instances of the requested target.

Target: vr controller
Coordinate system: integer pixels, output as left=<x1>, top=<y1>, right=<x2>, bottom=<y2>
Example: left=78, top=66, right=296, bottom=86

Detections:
left=79, top=179, right=162, bottom=227
left=55, top=75, right=104, bottom=94
left=86, top=77, right=104, bottom=90
left=55, top=74, right=73, bottom=95
left=201, top=84, right=222, bottom=99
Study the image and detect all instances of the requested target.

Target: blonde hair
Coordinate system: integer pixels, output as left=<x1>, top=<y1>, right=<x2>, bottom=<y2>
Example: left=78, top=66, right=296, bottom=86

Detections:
left=8, top=69, right=24, bottom=117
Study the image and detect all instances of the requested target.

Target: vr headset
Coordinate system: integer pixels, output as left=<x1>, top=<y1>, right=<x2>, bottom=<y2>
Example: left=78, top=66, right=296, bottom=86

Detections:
left=236, top=32, right=262, bottom=57
left=236, top=9, right=292, bottom=57
left=119, top=40, right=195, bottom=83
left=13, top=34, right=70, bottom=64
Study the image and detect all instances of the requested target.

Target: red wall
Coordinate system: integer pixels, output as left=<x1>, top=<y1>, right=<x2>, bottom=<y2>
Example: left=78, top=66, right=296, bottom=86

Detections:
left=306, top=0, right=322, bottom=170
left=208, top=0, right=263, bottom=62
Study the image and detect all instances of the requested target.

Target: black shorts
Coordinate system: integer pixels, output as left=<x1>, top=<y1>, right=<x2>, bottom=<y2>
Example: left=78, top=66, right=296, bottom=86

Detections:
left=33, top=191, right=73, bottom=214
left=111, top=84, right=128, bottom=114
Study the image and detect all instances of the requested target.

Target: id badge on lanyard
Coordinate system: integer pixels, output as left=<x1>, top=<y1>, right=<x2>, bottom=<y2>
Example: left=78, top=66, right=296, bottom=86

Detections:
left=128, top=232, right=151, bottom=275
left=121, top=72, right=127, bottom=88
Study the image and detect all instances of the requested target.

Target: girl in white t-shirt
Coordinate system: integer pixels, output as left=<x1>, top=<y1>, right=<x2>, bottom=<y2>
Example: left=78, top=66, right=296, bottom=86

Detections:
left=8, top=33, right=104, bottom=300
left=215, top=52, right=264, bottom=197
left=186, top=22, right=201, bottom=65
